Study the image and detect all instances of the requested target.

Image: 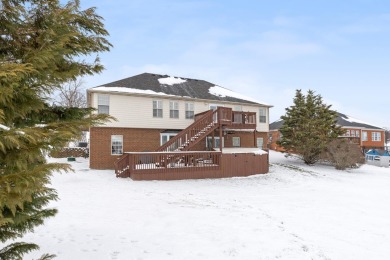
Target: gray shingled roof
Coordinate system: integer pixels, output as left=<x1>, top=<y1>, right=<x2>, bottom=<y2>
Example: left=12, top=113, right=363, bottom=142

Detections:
left=270, top=112, right=383, bottom=130
left=92, top=73, right=267, bottom=105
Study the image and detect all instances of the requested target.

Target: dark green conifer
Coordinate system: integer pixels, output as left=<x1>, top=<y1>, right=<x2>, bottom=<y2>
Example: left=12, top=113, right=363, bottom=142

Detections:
left=277, top=90, right=343, bottom=165
left=0, top=0, right=112, bottom=258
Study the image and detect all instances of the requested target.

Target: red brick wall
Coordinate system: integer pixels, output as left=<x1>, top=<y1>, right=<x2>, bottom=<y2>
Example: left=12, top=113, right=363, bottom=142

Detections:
left=90, top=127, right=270, bottom=169
left=90, top=127, right=164, bottom=169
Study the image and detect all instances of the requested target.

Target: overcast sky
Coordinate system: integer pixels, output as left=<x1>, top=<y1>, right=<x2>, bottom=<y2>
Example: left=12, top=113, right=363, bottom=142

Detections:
left=80, top=0, right=390, bottom=128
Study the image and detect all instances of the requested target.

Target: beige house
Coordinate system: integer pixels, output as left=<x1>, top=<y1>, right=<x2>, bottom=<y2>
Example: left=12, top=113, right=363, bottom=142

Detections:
left=88, top=73, right=272, bottom=173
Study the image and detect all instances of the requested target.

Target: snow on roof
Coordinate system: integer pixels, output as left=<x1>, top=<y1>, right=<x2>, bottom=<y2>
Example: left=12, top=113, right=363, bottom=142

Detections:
left=92, top=86, right=169, bottom=97
left=209, top=85, right=269, bottom=105
left=340, top=114, right=381, bottom=129
left=0, top=124, right=10, bottom=131
left=158, top=76, right=187, bottom=86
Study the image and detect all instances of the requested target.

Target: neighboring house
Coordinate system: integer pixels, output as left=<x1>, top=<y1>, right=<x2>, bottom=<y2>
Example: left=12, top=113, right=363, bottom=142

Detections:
left=87, top=73, right=272, bottom=179
left=365, top=149, right=390, bottom=168
left=269, top=112, right=386, bottom=152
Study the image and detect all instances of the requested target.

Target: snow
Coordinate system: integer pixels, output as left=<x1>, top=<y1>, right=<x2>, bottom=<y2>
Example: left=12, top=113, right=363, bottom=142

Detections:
left=22, top=151, right=390, bottom=260
left=0, top=124, right=10, bottom=131
left=209, top=85, right=269, bottom=105
left=215, top=148, right=268, bottom=155
left=158, top=76, right=187, bottom=85
left=92, top=86, right=170, bottom=96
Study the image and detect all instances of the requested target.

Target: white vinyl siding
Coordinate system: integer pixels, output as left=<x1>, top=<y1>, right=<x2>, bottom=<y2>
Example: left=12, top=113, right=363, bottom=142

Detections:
left=98, top=94, right=110, bottom=114
left=185, top=102, right=194, bottom=119
left=169, top=101, right=179, bottom=118
left=111, top=135, right=123, bottom=155
left=153, top=100, right=163, bottom=118
left=90, top=93, right=269, bottom=132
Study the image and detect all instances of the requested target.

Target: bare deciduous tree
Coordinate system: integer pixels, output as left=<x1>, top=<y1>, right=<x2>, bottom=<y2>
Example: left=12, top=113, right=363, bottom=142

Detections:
left=58, top=78, right=87, bottom=107
left=322, top=139, right=365, bottom=170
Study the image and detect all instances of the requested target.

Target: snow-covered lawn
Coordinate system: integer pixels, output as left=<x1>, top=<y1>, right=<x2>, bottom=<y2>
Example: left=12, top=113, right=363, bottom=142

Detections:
left=23, top=151, right=390, bottom=260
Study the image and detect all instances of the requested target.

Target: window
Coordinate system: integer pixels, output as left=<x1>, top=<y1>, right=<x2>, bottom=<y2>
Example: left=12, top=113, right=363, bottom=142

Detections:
left=185, top=102, right=194, bottom=119
left=372, top=132, right=381, bottom=141
left=111, top=135, right=123, bottom=155
left=345, top=130, right=350, bottom=137
left=98, top=94, right=109, bottom=114
left=259, top=108, right=266, bottom=123
left=351, top=130, right=355, bottom=137
left=257, top=137, right=264, bottom=148
left=232, top=137, right=240, bottom=147
left=160, top=133, right=178, bottom=145
left=206, top=136, right=224, bottom=148
left=356, top=130, right=360, bottom=137
left=153, top=100, right=163, bottom=118
left=362, top=131, right=368, bottom=141
left=234, top=105, right=242, bottom=111
left=169, top=101, right=179, bottom=118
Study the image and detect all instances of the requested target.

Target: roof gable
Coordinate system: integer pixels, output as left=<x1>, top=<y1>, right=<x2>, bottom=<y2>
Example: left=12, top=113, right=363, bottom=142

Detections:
left=90, top=73, right=270, bottom=106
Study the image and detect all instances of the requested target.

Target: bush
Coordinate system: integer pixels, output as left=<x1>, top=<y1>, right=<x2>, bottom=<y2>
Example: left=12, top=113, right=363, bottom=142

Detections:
left=323, top=139, right=365, bottom=170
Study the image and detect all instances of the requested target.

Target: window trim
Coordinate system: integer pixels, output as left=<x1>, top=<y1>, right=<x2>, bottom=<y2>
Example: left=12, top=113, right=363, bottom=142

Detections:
left=160, top=133, right=178, bottom=146
left=372, top=132, right=381, bottom=142
left=259, top=107, right=267, bottom=123
left=232, top=137, right=241, bottom=147
left=206, top=136, right=224, bottom=148
left=97, top=94, right=110, bottom=114
left=185, top=102, right=195, bottom=119
left=169, top=101, right=179, bottom=119
left=362, top=131, right=368, bottom=141
left=111, top=135, right=123, bottom=155
left=153, top=100, right=163, bottom=118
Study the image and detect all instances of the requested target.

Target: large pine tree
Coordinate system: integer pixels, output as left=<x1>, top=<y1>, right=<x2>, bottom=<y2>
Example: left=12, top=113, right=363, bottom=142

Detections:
left=277, top=89, right=343, bottom=165
left=0, top=0, right=112, bottom=258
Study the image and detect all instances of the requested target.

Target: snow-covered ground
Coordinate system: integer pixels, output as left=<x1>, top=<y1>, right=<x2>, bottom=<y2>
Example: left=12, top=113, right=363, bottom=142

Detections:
left=22, top=151, right=390, bottom=260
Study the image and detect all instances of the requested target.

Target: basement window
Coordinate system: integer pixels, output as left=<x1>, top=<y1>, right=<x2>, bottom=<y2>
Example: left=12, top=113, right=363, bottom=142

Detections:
left=111, top=135, right=123, bottom=155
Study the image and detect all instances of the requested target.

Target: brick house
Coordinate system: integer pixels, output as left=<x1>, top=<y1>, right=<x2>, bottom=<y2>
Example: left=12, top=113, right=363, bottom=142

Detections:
left=87, top=73, right=272, bottom=179
left=269, top=112, right=386, bottom=152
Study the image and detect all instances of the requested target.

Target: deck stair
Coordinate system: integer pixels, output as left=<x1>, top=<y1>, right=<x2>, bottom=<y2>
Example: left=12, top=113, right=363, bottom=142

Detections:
left=155, top=107, right=231, bottom=167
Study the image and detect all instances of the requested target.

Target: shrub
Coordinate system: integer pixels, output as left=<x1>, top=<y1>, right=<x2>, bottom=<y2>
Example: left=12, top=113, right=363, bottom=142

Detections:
left=323, top=139, right=365, bottom=170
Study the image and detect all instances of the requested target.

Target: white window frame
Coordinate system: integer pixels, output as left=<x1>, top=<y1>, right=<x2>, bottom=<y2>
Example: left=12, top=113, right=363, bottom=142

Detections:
left=206, top=136, right=224, bottom=148
left=232, top=137, right=241, bottom=147
left=362, top=131, right=368, bottom=141
left=111, top=135, right=123, bottom=155
left=97, top=94, right=110, bottom=114
left=153, top=100, right=163, bottom=118
left=169, top=101, right=179, bottom=119
left=185, top=102, right=194, bottom=119
left=257, top=137, right=264, bottom=148
left=372, top=132, right=381, bottom=142
left=160, top=133, right=177, bottom=145
left=259, top=107, right=267, bottom=123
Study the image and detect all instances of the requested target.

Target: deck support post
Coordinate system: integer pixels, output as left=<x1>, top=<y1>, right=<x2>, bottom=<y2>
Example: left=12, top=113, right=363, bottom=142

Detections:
left=254, top=130, right=256, bottom=148
left=219, top=126, right=223, bottom=152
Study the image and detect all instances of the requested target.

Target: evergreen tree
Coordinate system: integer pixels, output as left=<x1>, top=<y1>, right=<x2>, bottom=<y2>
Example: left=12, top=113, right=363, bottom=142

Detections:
left=277, top=89, right=343, bottom=165
left=0, top=0, right=112, bottom=258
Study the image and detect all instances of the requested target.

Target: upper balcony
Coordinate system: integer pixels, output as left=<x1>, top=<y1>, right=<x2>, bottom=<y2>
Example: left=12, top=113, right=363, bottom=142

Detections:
left=195, top=107, right=256, bottom=130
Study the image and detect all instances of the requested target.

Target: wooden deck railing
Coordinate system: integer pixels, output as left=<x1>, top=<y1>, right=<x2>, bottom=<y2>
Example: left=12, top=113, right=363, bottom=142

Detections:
left=231, top=111, right=256, bottom=129
left=115, top=151, right=222, bottom=178
left=158, top=107, right=237, bottom=153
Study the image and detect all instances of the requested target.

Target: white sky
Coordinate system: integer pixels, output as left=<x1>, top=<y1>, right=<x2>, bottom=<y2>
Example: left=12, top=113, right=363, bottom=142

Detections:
left=79, top=0, right=390, bottom=128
